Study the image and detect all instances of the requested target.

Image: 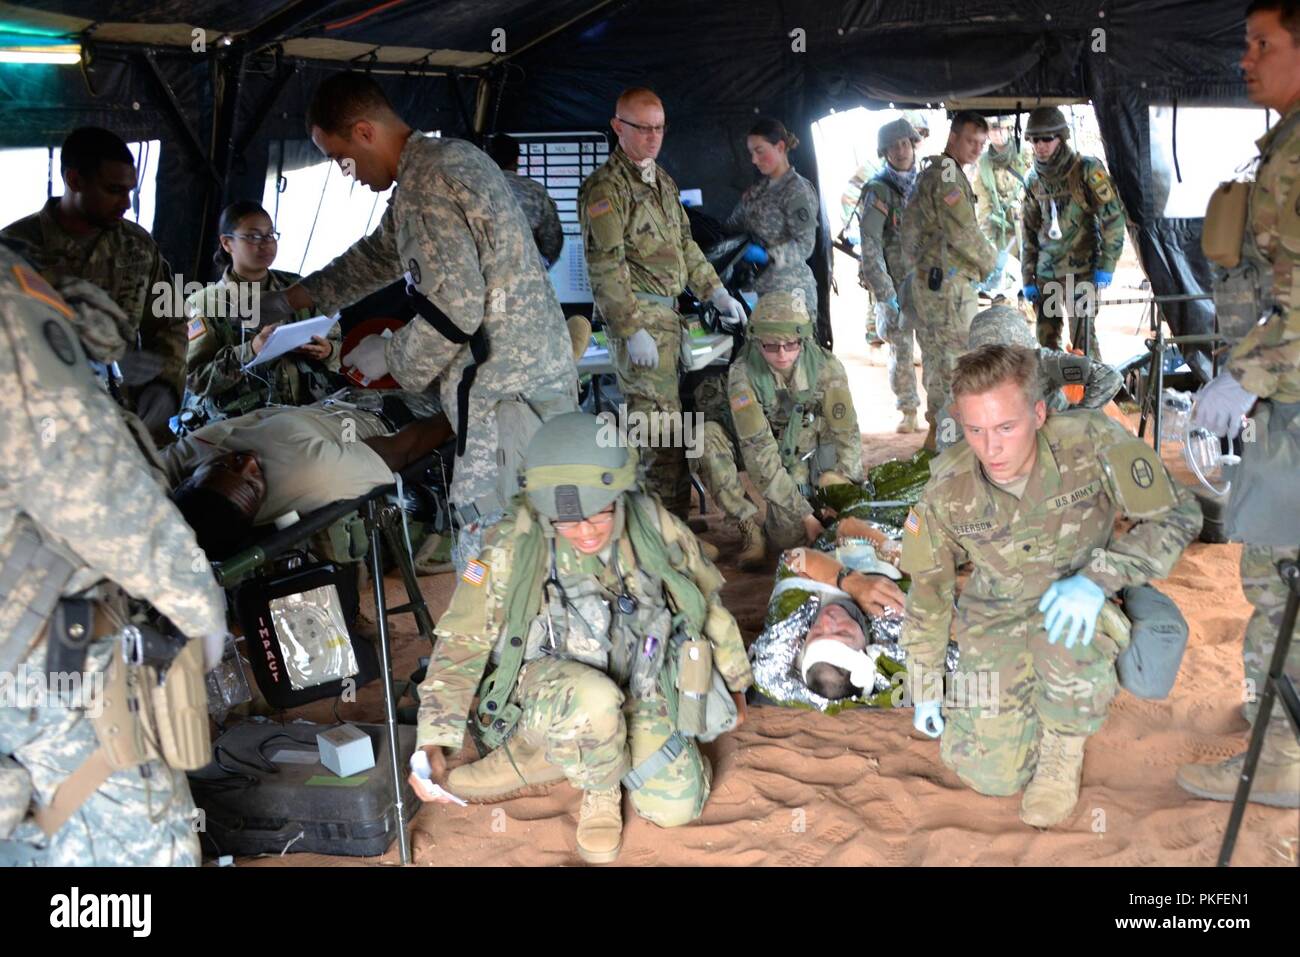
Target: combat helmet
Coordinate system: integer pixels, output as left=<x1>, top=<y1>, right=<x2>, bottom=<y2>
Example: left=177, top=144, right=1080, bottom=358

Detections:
left=520, top=412, right=639, bottom=522
left=877, top=117, right=921, bottom=158
left=1025, top=107, right=1070, bottom=140
left=748, top=290, right=814, bottom=342
left=968, top=304, right=1037, bottom=350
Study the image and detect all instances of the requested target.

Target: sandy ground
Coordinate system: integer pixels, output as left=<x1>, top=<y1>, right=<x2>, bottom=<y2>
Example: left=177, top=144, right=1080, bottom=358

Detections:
left=244, top=256, right=1297, bottom=867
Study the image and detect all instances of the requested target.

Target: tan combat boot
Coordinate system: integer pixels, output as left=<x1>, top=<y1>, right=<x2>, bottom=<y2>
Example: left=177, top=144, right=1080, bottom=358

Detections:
left=737, top=517, right=767, bottom=572
left=1019, top=729, right=1088, bottom=827
left=447, top=736, right=566, bottom=803
left=576, top=786, right=624, bottom=864
left=896, top=410, right=920, bottom=434
left=922, top=420, right=938, bottom=452
left=1176, top=731, right=1300, bottom=809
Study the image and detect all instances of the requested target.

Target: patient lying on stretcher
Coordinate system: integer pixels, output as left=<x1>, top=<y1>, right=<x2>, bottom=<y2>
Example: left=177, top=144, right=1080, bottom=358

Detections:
left=162, top=390, right=451, bottom=559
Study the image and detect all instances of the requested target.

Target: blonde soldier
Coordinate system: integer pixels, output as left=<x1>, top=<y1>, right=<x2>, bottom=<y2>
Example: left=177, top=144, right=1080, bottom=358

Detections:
left=2, top=127, right=185, bottom=447
left=256, top=73, right=578, bottom=571
left=695, top=292, right=862, bottom=571
left=901, top=111, right=998, bottom=450
left=185, top=201, right=341, bottom=423
left=0, top=241, right=227, bottom=866
left=901, top=345, right=1199, bottom=827
left=410, top=413, right=752, bottom=864
left=579, top=87, right=747, bottom=521
left=1179, top=0, right=1300, bottom=808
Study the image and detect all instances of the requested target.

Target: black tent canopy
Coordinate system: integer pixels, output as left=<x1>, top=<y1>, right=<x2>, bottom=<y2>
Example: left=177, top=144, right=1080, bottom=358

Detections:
left=0, top=0, right=1261, bottom=365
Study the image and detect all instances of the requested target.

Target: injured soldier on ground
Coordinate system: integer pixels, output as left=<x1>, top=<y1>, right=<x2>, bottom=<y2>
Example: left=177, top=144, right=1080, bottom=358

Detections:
left=162, top=389, right=450, bottom=559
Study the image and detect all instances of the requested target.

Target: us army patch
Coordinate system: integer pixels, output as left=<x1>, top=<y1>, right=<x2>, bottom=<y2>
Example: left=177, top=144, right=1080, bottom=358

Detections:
left=873, top=196, right=890, bottom=215
left=1130, top=459, right=1154, bottom=488
left=187, top=316, right=207, bottom=341
left=13, top=264, right=72, bottom=318
left=42, top=320, right=76, bottom=365
left=832, top=402, right=846, bottom=419
left=953, top=520, right=995, bottom=535
left=1051, top=480, right=1100, bottom=510
left=462, top=559, right=488, bottom=586
left=1089, top=168, right=1115, bottom=204
left=588, top=198, right=612, bottom=218
left=796, top=207, right=810, bottom=222
left=943, top=188, right=963, bottom=206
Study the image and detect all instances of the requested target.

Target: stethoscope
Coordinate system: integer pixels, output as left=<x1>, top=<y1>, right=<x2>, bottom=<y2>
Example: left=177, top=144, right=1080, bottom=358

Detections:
left=541, top=536, right=639, bottom=650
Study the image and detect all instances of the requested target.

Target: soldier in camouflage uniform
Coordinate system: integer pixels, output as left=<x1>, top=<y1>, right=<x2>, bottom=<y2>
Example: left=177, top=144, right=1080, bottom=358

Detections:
left=185, top=201, right=342, bottom=425
left=935, top=302, right=1123, bottom=450
left=695, top=292, right=863, bottom=571
left=724, top=118, right=821, bottom=315
left=579, top=88, right=747, bottom=520
left=2, top=127, right=186, bottom=447
left=1021, top=107, right=1127, bottom=360
left=489, top=134, right=564, bottom=267
left=1179, top=0, right=1300, bottom=809
left=856, top=117, right=923, bottom=432
left=902, top=344, right=1199, bottom=827
left=973, top=116, right=1032, bottom=287
left=0, top=240, right=227, bottom=866
left=258, top=73, right=577, bottom=572
left=901, top=111, right=999, bottom=449
left=410, top=413, right=752, bottom=864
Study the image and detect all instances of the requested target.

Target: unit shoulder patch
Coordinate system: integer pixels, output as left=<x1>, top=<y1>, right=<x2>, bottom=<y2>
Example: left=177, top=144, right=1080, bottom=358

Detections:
left=13, top=264, right=73, bottom=319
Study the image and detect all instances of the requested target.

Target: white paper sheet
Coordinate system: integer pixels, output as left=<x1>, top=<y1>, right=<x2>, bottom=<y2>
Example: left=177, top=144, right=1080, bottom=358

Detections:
left=243, top=315, right=336, bottom=369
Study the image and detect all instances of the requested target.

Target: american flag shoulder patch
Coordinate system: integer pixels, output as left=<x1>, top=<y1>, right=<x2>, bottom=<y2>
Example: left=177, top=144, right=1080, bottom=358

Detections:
left=943, top=188, right=963, bottom=206
left=187, top=316, right=207, bottom=341
left=873, top=196, right=889, bottom=215
left=588, top=198, right=612, bottom=217
left=904, top=510, right=922, bottom=536
left=730, top=392, right=753, bottom=411
left=462, top=559, right=488, bottom=586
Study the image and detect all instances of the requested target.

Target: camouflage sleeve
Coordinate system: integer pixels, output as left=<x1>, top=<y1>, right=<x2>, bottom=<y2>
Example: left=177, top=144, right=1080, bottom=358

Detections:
left=1021, top=181, right=1041, bottom=286
left=415, top=530, right=511, bottom=749
left=323, top=318, right=343, bottom=371
left=1084, top=417, right=1201, bottom=594
left=1081, top=355, right=1123, bottom=409
left=0, top=273, right=226, bottom=638
left=580, top=178, right=643, bottom=338
left=820, top=355, right=864, bottom=481
left=137, top=250, right=187, bottom=397
left=729, top=362, right=813, bottom=519
left=299, top=202, right=401, bottom=317
left=677, top=196, right=723, bottom=300
left=857, top=188, right=897, bottom=301
left=899, top=494, right=963, bottom=687
left=723, top=195, right=746, bottom=234
left=184, top=288, right=253, bottom=399
left=1227, top=307, right=1300, bottom=399
left=659, top=504, right=752, bottom=692
left=972, top=163, right=998, bottom=237
left=536, top=193, right=564, bottom=265
left=944, top=175, right=997, bottom=279
left=899, top=170, right=929, bottom=278
left=1084, top=161, right=1127, bottom=274
left=768, top=179, right=818, bottom=275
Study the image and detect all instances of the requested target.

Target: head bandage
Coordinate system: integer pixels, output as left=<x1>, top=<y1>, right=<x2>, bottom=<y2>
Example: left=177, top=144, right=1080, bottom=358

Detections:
left=799, top=638, right=882, bottom=691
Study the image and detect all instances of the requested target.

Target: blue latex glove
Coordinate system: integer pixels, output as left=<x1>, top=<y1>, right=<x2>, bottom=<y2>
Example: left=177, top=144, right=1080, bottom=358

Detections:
left=995, top=247, right=1010, bottom=273
left=1191, top=371, right=1257, bottom=440
left=1039, top=573, right=1106, bottom=649
left=741, top=243, right=769, bottom=266
left=1093, top=270, right=1113, bottom=289
left=1023, top=284, right=1040, bottom=303
left=844, top=228, right=861, bottom=247
left=913, top=700, right=944, bottom=738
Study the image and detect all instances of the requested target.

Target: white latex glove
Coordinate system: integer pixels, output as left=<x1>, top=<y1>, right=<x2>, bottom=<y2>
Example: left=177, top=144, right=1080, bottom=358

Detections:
left=1191, top=371, right=1257, bottom=441
left=913, top=700, right=944, bottom=738
left=626, top=328, right=659, bottom=368
left=710, top=288, right=747, bottom=326
left=342, top=333, right=390, bottom=380
left=202, top=632, right=228, bottom=672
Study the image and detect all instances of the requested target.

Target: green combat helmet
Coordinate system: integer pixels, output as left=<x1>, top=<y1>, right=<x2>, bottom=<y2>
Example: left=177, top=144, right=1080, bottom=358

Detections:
left=520, top=412, right=639, bottom=522
left=1025, top=106, right=1070, bottom=141
left=748, top=290, right=814, bottom=342
left=877, top=117, right=920, bottom=158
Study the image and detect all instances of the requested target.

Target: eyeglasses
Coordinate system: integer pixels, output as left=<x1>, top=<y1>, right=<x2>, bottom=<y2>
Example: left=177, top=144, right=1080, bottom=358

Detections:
left=616, top=116, right=668, bottom=135
left=225, top=230, right=280, bottom=245
left=553, top=510, right=616, bottom=533
left=760, top=340, right=802, bottom=355
left=1029, top=135, right=1059, bottom=145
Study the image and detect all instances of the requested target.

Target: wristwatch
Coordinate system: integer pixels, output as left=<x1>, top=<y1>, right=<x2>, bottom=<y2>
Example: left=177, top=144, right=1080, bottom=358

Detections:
left=836, top=566, right=856, bottom=590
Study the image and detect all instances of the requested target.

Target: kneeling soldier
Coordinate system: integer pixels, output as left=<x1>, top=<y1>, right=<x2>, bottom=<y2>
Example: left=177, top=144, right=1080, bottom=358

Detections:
left=901, top=345, right=1200, bottom=827
left=411, top=412, right=752, bottom=863
left=695, top=291, right=864, bottom=571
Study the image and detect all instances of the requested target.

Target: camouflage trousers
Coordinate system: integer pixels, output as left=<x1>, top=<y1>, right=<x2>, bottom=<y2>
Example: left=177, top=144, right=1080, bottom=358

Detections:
left=937, top=600, right=1125, bottom=796
left=695, top=422, right=807, bottom=549
left=0, top=689, right=200, bottom=866
left=1241, top=544, right=1300, bottom=736
left=610, top=303, right=692, bottom=518
left=514, top=656, right=708, bottom=827
left=881, top=301, right=920, bottom=414
left=911, top=277, right=979, bottom=428
left=1034, top=275, right=1101, bottom=360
